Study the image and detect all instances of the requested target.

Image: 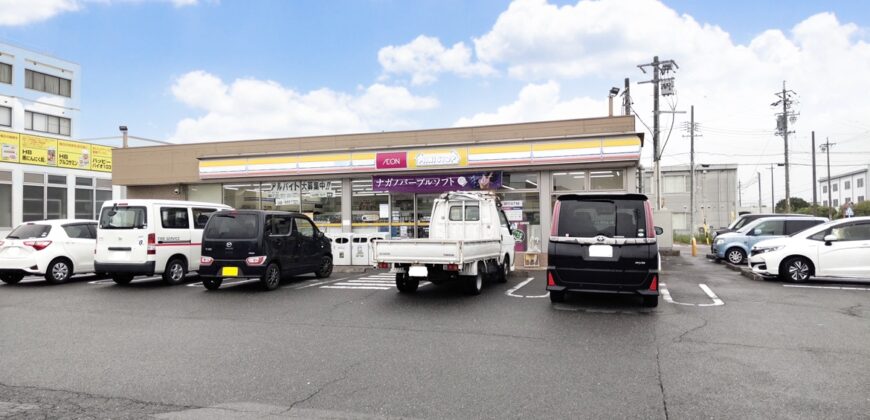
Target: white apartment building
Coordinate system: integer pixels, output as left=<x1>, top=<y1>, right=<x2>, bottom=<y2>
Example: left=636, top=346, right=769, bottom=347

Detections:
left=819, top=165, right=869, bottom=208
left=1, top=41, right=117, bottom=236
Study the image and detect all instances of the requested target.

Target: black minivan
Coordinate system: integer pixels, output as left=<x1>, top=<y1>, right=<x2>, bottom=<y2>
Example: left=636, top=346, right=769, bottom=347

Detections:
left=198, top=210, right=333, bottom=291
left=547, top=194, right=662, bottom=307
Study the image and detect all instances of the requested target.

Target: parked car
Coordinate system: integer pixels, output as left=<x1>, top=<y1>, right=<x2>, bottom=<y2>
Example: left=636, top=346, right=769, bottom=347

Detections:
left=713, top=213, right=816, bottom=240
left=94, top=200, right=231, bottom=285
left=712, top=216, right=828, bottom=264
left=198, top=210, right=333, bottom=291
left=749, top=216, right=870, bottom=282
left=372, top=191, right=515, bottom=295
left=547, top=193, right=663, bottom=307
left=0, top=220, right=98, bottom=284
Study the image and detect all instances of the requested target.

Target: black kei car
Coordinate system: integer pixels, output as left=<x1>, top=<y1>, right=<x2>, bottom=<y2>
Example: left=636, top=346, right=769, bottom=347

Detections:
left=198, top=210, right=333, bottom=291
left=547, top=193, right=663, bottom=307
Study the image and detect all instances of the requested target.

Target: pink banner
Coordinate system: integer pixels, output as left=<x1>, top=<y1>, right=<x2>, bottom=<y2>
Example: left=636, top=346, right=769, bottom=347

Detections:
left=375, top=152, right=407, bottom=169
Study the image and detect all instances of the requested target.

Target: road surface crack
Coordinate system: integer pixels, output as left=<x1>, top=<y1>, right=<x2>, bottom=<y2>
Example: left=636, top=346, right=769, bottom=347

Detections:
left=284, top=361, right=362, bottom=412
left=673, top=318, right=708, bottom=343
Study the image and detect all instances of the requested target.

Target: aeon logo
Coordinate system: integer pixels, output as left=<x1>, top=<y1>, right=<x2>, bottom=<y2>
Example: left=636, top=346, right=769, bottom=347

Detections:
left=375, top=152, right=407, bottom=169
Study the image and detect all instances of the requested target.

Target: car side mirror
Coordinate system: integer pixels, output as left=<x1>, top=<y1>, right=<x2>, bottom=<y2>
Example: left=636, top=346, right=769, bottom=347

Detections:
left=823, top=234, right=837, bottom=245
left=654, top=226, right=664, bottom=235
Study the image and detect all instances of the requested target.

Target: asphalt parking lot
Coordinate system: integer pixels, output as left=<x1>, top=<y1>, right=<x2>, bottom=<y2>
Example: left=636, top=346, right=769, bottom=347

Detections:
left=1, top=245, right=868, bottom=419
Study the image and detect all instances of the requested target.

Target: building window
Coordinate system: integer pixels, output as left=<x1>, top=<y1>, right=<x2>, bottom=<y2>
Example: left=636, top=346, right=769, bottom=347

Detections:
left=47, top=187, right=67, bottom=220
left=589, top=169, right=625, bottom=190
left=823, top=200, right=828, bottom=207
left=351, top=178, right=388, bottom=233
left=223, top=183, right=260, bottom=210
left=23, top=185, right=44, bottom=221
left=552, top=171, right=587, bottom=191
left=833, top=199, right=839, bottom=207
left=845, top=180, right=851, bottom=190
left=501, top=172, right=539, bottom=190
left=0, top=62, right=11, bottom=84
left=25, top=69, right=72, bottom=97
left=833, top=183, right=838, bottom=192
left=259, top=180, right=342, bottom=229
left=25, top=110, right=71, bottom=136
left=663, top=175, right=689, bottom=193
left=75, top=188, right=94, bottom=219
left=0, top=105, right=10, bottom=127
left=822, top=185, right=828, bottom=194
left=0, top=181, right=10, bottom=228
left=859, top=196, right=865, bottom=203
left=500, top=191, right=541, bottom=253
left=858, top=178, right=864, bottom=189
left=95, top=189, right=112, bottom=213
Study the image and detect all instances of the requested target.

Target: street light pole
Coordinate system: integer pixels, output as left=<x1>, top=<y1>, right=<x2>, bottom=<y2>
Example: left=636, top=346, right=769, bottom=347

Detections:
left=757, top=172, right=762, bottom=212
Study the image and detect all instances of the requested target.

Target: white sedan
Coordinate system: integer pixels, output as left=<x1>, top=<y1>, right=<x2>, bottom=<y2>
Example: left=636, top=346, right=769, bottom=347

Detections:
left=0, top=219, right=99, bottom=285
left=749, top=216, right=870, bottom=282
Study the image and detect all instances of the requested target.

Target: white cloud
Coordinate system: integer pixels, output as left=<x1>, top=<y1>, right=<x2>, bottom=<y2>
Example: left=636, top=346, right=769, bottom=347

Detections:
left=378, top=35, right=495, bottom=85
left=170, top=0, right=198, bottom=7
left=454, top=81, right=606, bottom=127
left=0, top=0, right=79, bottom=26
left=169, top=71, right=438, bottom=143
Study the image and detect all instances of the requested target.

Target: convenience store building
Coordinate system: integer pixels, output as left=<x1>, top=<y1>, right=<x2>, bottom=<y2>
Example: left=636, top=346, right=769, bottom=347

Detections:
left=112, top=116, right=643, bottom=267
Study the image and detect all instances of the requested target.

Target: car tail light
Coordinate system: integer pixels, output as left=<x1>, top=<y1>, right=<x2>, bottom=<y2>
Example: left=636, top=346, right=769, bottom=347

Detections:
left=550, top=201, right=561, bottom=236
left=649, top=275, right=658, bottom=291
left=245, top=256, right=267, bottom=266
left=147, top=233, right=156, bottom=255
left=445, top=264, right=459, bottom=271
left=644, top=201, right=656, bottom=238
left=547, top=271, right=555, bottom=286
left=377, top=262, right=390, bottom=269
left=200, top=256, right=214, bottom=266
left=23, top=240, right=52, bottom=251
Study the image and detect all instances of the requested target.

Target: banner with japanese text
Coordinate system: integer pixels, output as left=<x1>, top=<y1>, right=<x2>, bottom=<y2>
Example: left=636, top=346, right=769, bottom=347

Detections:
left=57, top=140, right=92, bottom=170
left=90, top=145, right=113, bottom=172
left=372, top=172, right=502, bottom=193
left=19, top=134, right=57, bottom=167
left=0, top=130, right=20, bottom=163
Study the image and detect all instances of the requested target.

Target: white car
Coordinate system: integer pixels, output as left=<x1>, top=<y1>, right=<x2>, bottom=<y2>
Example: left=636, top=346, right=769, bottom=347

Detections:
left=749, top=216, right=870, bottom=282
left=0, top=219, right=99, bottom=285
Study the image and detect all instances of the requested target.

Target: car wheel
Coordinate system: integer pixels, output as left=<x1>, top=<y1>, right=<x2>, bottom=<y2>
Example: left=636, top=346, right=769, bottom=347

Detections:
left=260, top=263, right=281, bottom=291
left=45, top=258, right=72, bottom=284
left=781, top=257, right=812, bottom=282
left=0, top=273, right=24, bottom=284
left=726, top=247, right=746, bottom=265
left=163, top=259, right=187, bottom=285
left=462, top=264, right=484, bottom=296
left=496, top=257, right=509, bottom=284
left=549, top=290, right=566, bottom=303
left=315, top=255, right=333, bottom=279
left=643, top=295, right=659, bottom=308
left=395, top=272, right=418, bottom=293
left=202, top=278, right=222, bottom=291
left=112, top=274, right=134, bottom=285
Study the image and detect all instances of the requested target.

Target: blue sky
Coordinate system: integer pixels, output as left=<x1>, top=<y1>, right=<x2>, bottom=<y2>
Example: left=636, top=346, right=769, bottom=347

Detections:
left=2, top=0, right=870, bottom=203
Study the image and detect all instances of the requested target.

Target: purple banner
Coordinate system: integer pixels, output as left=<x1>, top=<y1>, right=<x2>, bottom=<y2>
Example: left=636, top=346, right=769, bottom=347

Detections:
left=372, top=172, right=502, bottom=193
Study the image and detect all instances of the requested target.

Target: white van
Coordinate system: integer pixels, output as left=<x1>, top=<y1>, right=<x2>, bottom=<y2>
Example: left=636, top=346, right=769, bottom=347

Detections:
left=95, top=200, right=231, bottom=285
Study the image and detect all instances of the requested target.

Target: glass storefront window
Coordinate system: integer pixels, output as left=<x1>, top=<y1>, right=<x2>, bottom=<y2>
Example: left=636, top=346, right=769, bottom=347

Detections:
left=553, top=171, right=587, bottom=191
left=47, top=187, right=67, bottom=219
left=301, top=180, right=341, bottom=226
left=415, top=194, right=438, bottom=238
left=23, top=185, right=43, bottom=222
left=75, top=188, right=94, bottom=219
left=589, top=169, right=624, bottom=190
left=351, top=179, right=388, bottom=233
left=96, top=190, right=112, bottom=214
left=391, top=193, right=415, bottom=238
left=223, top=183, right=260, bottom=210
left=188, top=184, right=222, bottom=203
left=261, top=181, right=300, bottom=212
left=500, top=192, right=541, bottom=253
left=0, top=184, right=10, bottom=227
left=501, top=172, right=539, bottom=190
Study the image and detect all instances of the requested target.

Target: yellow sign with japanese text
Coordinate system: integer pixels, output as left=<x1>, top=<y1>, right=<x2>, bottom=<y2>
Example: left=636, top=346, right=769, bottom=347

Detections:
left=19, top=134, right=57, bottom=167
left=57, top=140, right=92, bottom=170
left=0, top=130, right=20, bottom=163
left=91, top=145, right=112, bottom=172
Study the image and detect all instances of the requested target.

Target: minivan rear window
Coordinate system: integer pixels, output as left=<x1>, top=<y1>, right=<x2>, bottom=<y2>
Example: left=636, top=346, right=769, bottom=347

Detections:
left=557, top=198, right=646, bottom=238
left=204, top=214, right=258, bottom=239
left=99, top=206, right=147, bottom=229
left=7, top=224, right=51, bottom=239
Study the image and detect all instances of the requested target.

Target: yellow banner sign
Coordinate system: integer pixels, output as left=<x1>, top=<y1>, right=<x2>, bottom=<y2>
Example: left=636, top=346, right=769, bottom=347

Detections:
left=0, top=130, right=19, bottom=163
left=91, top=145, right=112, bottom=172
left=57, top=140, right=92, bottom=170
left=20, top=134, right=57, bottom=166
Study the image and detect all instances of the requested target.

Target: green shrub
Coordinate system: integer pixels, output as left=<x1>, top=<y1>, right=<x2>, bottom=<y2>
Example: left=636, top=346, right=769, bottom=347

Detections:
left=796, top=205, right=838, bottom=218
left=851, top=201, right=870, bottom=217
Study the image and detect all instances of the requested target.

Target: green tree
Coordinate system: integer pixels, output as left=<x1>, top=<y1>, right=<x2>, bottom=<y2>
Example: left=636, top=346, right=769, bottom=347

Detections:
left=775, top=197, right=810, bottom=213
left=851, top=201, right=870, bottom=217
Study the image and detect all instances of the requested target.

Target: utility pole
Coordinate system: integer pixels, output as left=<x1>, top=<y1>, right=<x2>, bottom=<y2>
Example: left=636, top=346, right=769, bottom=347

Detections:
left=757, top=172, right=762, bottom=212
left=638, top=56, right=679, bottom=210
left=769, top=164, right=777, bottom=213
left=773, top=81, right=798, bottom=212
left=820, top=138, right=835, bottom=218
left=811, top=131, right=817, bottom=207
left=682, top=105, right=700, bottom=234
left=623, top=78, right=631, bottom=115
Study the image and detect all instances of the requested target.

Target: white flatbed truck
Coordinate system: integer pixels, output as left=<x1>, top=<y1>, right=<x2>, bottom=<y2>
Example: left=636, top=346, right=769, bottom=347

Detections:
left=372, top=192, right=516, bottom=295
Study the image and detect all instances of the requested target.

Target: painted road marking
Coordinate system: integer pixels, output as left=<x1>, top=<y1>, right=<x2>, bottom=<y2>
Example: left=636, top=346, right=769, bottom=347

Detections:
left=88, top=276, right=163, bottom=285
left=660, top=282, right=724, bottom=307
left=505, top=277, right=549, bottom=298
left=321, top=273, right=430, bottom=291
left=783, top=284, right=870, bottom=292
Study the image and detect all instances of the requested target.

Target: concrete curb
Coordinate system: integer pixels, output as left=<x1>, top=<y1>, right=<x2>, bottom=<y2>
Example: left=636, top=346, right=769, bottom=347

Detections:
left=333, top=266, right=369, bottom=273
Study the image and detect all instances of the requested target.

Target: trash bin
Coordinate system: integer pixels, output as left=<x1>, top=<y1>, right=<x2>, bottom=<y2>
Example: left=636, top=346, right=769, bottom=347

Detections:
left=351, top=235, right=371, bottom=266
left=328, top=233, right=352, bottom=266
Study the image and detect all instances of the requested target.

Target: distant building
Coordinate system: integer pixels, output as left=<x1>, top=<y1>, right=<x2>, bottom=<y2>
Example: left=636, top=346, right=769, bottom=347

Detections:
left=1, top=41, right=118, bottom=236
left=643, top=164, right=738, bottom=233
left=819, top=165, right=868, bottom=208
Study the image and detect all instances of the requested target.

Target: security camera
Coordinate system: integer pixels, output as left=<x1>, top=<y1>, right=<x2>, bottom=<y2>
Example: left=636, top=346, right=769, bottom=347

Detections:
left=173, top=187, right=181, bottom=195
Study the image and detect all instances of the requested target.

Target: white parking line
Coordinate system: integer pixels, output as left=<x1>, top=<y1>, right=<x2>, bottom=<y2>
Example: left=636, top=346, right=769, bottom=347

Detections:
left=783, top=284, right=870, bottom=292
left=660, top=282, right=724, bottom=307
left=322, top=285, right=392, bottom=290
left=505, top=277, right=550, bottom=298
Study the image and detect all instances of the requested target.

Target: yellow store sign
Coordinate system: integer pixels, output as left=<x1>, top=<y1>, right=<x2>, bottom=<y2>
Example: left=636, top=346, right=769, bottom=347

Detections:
left=0, top=130, right=112, bottom=172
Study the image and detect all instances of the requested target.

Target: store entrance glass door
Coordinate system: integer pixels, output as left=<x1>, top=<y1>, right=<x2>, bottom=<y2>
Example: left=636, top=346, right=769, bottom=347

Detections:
left=391, top=193, right=415, bottom=238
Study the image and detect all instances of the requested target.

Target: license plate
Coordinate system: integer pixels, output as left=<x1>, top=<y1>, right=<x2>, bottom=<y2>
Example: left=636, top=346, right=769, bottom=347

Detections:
left=221, top=266, right=239, bottom=277
left=408, top=265, right=428, bottom=278
left=588, top=244, right=613, bottom=258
